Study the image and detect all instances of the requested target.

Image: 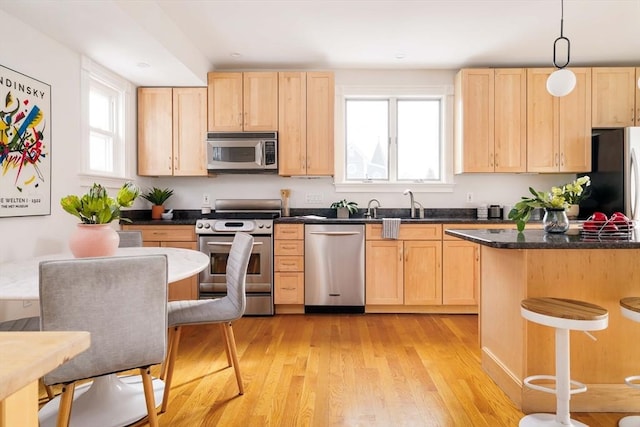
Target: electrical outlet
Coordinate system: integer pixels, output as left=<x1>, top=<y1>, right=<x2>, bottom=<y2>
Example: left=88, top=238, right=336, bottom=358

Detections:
left=305, top=193, right=324, bottom=204
left=466, top=192, right=474, bottom=203
left=202, top=193, right=211, bottom=207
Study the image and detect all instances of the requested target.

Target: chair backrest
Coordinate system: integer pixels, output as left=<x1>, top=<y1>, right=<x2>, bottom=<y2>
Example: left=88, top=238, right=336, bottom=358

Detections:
left=225, top=232, right=254, bottom=318
left=40, top=255, right=168, bottom=385
left=117, top=230, right=143, bottom=248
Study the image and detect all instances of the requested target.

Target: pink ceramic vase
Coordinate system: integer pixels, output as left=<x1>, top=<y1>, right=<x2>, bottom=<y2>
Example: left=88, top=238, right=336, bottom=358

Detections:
left=69, top=224, right=120, bottom=258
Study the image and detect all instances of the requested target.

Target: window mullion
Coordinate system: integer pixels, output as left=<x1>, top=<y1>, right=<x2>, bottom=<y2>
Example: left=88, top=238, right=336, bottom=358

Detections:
left=389, top=98, right=398, bottom=182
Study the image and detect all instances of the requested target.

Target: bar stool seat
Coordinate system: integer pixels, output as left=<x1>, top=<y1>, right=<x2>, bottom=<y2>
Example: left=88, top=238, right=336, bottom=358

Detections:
left=618, top=297, right=640, bottom=427
left=520, top=297, right=608, bottom=427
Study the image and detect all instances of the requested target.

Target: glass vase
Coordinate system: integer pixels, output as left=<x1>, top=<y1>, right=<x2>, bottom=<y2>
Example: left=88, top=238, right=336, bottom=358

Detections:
left=542, top=208, right=570, bottom=234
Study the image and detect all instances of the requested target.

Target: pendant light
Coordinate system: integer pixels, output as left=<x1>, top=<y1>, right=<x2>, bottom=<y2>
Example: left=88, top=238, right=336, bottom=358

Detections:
left=546, top=0, right=576, bottom=97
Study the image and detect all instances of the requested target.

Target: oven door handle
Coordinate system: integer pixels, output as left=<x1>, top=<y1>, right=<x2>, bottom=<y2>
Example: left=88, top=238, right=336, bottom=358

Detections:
left=205, top=241, right=262, bottom=246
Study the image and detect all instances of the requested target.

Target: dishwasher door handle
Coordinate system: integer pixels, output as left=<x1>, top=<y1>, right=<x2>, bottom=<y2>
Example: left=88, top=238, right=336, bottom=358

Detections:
left=308, top=231, right=361, bottom=236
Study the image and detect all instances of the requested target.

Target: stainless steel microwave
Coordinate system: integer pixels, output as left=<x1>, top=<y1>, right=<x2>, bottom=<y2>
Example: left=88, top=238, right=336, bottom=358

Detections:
left=206, top=132, right=278, bottom=173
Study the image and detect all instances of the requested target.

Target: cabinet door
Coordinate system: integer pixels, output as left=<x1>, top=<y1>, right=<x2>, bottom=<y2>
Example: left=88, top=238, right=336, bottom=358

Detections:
left=494, top=68, right=526, bottom=172
left=172, top=87, right=207, bottom=176
left=592, top=67, right=636, bottom=128
left=137, top=87, right=173, bottom=176
left=404, top=241, right=442, bottom=306
left=442, top=240, right=479, bottom=305
left=365, top=240, right=403, bottom=305
left=454, top=69, right=494, bottom=173
left=243, top=72, right=278, bottom=131
left=559, top=68, right=591, bottom=172
left=207, top=72, right=243, bottom=131
left=278, top=72, right=307, bottom=176
left=274, top=272, right=304, bottom=304
left=527, top=68, right=559, bottom=172
left=306, top=72, right=334, bottom=176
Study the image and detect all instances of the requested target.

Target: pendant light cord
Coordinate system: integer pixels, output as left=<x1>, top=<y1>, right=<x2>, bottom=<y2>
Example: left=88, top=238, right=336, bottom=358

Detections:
left=552, top=0, right=571, bottom=69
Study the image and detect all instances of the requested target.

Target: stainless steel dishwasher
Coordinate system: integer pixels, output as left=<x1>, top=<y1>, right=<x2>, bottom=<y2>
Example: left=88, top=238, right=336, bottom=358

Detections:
left=304, top=224, right=365, bottom=313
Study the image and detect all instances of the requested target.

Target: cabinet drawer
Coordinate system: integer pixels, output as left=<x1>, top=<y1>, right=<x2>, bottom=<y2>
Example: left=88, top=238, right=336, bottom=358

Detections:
left=123, top=225, right=195, bottom=242
left=274, top=240, right=304, bottom=256
left=275, top=223, right=304, bottom=240
left=274, top=272, right=304, bottom=304
left=366, top=223, right=442, bottom=240
left=275, top=255, right=304, bottom=272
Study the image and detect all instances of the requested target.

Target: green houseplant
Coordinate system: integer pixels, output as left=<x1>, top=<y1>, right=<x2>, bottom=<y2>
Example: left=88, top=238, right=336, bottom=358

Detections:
left=330, top=199, right=358, bottom=218
left=509, top=176, right=590, bottom=232
left=60, top=182, right=140, bottom=257
left=60, top=182, right=139, bottom=224
left=141, top=187, right=174, bottom=219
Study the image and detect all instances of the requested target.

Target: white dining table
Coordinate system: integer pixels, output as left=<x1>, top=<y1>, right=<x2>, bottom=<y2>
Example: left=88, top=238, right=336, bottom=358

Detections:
left=0, top=247, right=209, bottom=427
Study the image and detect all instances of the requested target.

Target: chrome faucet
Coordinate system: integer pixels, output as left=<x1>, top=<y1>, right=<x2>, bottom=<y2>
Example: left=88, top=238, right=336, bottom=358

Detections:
left=403, top=189, right=424, bottom=219
left=365, top=199, right=381, bottom=219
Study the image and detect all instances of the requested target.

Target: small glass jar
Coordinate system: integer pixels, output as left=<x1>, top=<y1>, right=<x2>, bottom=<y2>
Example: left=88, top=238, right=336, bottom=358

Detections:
left=543, top=208, right=570, bottom=233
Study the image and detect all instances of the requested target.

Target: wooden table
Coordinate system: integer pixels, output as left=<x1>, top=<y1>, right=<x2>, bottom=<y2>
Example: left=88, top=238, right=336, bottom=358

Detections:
left=0, top=247, right=209, bottom=427
left=0, top=331, right=90, bottom=427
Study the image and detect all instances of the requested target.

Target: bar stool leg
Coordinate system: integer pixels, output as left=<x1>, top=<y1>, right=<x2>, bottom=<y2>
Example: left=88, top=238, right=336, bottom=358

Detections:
left=555, top=328, right=571, bottom=425
left=520, top=327, right=587, bottom=427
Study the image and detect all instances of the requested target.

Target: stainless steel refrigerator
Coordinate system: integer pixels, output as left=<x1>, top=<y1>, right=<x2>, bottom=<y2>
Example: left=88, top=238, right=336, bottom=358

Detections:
left=578, top=127, right=640, bottom=220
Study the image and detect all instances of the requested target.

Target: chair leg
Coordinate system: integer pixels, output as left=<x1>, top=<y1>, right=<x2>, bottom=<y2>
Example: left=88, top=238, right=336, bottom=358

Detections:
left=160, top=326, right=182, bottom=414
left=140, top=366, right=159, bottom=427
left=56, top=382, right=76, bottom=427
left=161, top=326, right=177, bottom=380
left=220, top=322, right=232, bottom=367
left=40, top=378, right=55, bottom=400
left=224, top=322, right=244, bottom=395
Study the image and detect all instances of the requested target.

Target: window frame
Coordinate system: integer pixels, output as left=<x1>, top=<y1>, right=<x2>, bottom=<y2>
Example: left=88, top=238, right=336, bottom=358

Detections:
left=79, top=56, right=135, bottom=188
left=334, top=84, right=455, bottom=193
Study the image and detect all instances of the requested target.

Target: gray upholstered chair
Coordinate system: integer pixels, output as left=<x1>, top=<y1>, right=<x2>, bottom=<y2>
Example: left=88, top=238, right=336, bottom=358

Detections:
left=39, top=255, right=168, bottom=427
left=160, top=232, right=253, bottom=413
left=117, top=230, right=143, bottom=247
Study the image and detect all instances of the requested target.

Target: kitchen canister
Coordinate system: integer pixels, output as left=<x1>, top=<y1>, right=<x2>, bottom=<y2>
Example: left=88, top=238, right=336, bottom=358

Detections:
left=476, top=205, right=488, bottom=220
left=488, top=205, right=502, bottom=219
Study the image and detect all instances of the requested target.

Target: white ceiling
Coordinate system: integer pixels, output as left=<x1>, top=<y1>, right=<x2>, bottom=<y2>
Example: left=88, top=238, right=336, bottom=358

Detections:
left=1, top=0, right=639, bottom=87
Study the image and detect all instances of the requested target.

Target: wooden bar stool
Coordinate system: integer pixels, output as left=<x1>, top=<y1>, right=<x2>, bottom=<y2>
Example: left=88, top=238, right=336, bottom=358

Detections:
left=619, top=297, right=640, bottom=427
left=520, top=297, right=608, bottom=427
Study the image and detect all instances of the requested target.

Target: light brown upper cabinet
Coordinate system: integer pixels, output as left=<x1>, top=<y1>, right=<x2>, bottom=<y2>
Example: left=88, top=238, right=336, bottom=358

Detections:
left=526, top=67, right=591, bottom=173
left=592, top=67, right=640, bottom=127
left=278, top=71, right=334, bottom=176
left=454, top=68, right=526, bottom=173
left=207, top=72, right=278, bottom=131
left=137, top=87, right=207, bottom=176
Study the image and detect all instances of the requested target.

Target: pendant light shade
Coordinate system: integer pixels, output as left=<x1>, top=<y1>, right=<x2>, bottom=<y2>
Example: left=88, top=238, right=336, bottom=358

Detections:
left=547, top=69, right=577, bottom=97
left=546, top=0, right=575, bottom=97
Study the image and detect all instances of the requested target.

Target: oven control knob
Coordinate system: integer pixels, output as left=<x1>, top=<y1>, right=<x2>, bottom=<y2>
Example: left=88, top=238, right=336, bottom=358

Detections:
left=265, top=224, right=271, bottom=229
left=258, top=223, right=264, bottom=229
left=196, top=223, right=203, bottom=229
left=204, top=223, right=211, bottom=229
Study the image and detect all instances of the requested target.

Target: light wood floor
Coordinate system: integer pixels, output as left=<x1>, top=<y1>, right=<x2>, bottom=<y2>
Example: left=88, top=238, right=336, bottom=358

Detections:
left=44, top=314, right=629, bottom=426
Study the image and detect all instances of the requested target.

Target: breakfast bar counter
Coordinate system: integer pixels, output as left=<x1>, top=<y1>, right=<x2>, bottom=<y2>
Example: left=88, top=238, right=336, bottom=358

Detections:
left=446, top=228, right=640, bottom=413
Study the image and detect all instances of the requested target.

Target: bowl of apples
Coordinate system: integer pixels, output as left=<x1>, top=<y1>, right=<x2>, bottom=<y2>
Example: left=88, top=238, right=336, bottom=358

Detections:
left=580, top=212, right=634, bottom=240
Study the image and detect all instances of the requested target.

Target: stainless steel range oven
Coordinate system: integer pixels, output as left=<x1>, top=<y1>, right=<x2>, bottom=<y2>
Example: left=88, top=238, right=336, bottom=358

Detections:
left=196, top=199, right=280, bottom=316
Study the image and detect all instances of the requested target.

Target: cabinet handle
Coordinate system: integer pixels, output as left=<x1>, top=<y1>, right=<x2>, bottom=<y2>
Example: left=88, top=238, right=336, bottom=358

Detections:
left=282, top=287, right=296, bottom=291
left=494, top=152, right=498, bottom=168
left=489, top=152, right=494, bottom=167
left=399, top=246, right=403, bottom=262
left=632, top=108, right=635, bottom=123
left=560, top=152, right=565, bottom=167
left=555, top=153, right=559, bottom=167
left=281, top=245, right=297, bottom=249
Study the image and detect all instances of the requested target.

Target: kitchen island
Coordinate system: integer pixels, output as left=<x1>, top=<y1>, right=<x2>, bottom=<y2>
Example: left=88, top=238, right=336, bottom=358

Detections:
left=446, top=228, right=640, bottom=413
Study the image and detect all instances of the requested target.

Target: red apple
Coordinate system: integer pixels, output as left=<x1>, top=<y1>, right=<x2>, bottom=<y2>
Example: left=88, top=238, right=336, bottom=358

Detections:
left=590, top=212, right=608, bottom=222
left=602, top=222, right=619, bottom=231
left=582, top=220, right=599, bottom=231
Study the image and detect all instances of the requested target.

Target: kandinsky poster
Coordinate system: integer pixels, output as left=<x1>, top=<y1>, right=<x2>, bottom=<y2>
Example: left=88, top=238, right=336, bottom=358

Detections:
left=0, top=64, right=51, bottom=218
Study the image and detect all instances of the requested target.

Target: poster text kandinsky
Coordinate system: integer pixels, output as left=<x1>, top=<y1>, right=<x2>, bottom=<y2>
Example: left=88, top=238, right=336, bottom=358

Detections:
left=0, top=64, right=51, bottom=217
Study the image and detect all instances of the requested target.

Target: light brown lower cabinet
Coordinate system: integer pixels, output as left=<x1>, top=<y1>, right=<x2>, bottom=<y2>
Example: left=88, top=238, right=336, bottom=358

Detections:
left=274, top=224, right=304, bottom=306
left=121, top=225, right=198, bottom=301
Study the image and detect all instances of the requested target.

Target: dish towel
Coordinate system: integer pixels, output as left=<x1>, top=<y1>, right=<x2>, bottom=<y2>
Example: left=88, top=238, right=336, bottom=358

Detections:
left=382, top=218, right=401, bottom=239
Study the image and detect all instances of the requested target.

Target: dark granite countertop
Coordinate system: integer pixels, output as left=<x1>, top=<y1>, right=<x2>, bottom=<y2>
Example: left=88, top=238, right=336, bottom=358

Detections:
left=445, top=228, right=640, bottom=249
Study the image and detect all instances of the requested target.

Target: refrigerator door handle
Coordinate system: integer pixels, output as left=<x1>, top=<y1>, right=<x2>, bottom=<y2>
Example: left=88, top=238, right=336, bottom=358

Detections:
left=631, top=147, right=639, bottom=220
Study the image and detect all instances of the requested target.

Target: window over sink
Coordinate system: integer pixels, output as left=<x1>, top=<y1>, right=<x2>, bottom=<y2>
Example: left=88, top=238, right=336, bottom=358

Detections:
left=335, top=84, right=454, bottom=193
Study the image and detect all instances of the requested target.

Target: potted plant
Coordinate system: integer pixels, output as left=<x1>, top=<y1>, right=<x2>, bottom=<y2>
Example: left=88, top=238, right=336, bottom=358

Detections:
left=330, top=199, right=358, bottom=219
left=509, top=176, right=590, bottom=233
left=141, top=187, right=174, bottom=220
left=60, top=182, right=140, bottom=257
